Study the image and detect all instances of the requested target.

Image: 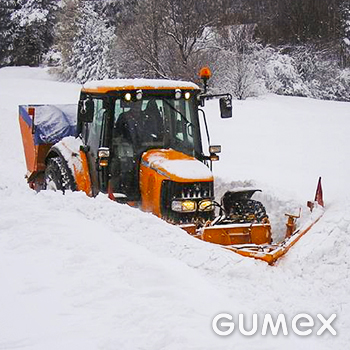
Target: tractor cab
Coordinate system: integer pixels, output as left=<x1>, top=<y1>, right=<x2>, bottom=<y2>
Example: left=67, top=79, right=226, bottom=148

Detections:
left=78, top=80, right=206, bottom=201
left=77, top=76, right=232, bottom=225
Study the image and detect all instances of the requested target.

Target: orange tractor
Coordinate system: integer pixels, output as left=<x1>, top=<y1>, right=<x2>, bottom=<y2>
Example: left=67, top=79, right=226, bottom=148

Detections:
left=19, top=68, right=324, bottom=264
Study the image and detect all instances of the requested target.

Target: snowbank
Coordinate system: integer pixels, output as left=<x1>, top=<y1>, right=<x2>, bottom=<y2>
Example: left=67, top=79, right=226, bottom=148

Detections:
left=0, top=67, right=349, bottom=349
left=205, top=94, right=350, bottom=203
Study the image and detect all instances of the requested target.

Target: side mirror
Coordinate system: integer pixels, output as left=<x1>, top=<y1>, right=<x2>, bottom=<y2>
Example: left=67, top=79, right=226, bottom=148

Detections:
left=78, top=98, right=94, bottom=123
left=219, top=96, right=232, bottom=119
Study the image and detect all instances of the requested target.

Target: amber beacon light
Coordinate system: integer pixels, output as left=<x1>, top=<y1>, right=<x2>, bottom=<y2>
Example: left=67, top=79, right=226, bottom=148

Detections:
left=199, top=66, right=212, bottom=80
left=199, top=66, right=212, bottom=93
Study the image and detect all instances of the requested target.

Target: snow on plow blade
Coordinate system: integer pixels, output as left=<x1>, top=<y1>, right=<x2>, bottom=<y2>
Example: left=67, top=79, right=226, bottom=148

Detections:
left=224, top=206, right=323, bottom=265
left=198, top=178, right=324, bottom=265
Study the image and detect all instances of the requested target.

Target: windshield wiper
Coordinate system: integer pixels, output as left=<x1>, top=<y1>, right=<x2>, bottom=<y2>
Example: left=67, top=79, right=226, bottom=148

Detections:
left=161, top=98, right=194, bottom=127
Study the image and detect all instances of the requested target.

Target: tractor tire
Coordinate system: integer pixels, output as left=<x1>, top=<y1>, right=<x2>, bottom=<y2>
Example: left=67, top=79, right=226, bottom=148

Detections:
left=44, top=156, right=76, bottom=193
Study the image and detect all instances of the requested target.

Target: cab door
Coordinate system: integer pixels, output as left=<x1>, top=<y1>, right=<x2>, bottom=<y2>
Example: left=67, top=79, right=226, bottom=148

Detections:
left=81, top=97, right=109, bottom=194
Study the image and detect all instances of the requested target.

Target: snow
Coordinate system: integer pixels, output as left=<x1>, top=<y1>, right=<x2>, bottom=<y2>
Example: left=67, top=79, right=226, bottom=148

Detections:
left=0, top=66, right=55, bottom=81
left=83, top=78, right=200, bottom=91
left=146, top=151, right=213, bottom=180
left=204, top=94, right=350, bottom=203
left=1, top=67, right=350, bottom=349
left=55, top=136, right=84, bottom=173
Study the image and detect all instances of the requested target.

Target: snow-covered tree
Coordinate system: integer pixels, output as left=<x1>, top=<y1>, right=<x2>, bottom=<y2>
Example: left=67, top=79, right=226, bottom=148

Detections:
left=263, top=48, right=309, bottom=97
left=55, top=0, right=117, bottom=83
left=96, top=0, right=138, bottom=27
left=341, top=1, right=350, bottom=67
left=7, top=0, right=59, bottom=66
left=0, top=0, right=17, bottom=66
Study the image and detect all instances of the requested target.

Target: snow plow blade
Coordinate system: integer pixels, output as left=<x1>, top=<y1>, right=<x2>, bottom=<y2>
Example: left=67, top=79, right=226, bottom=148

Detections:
left=223, top=207, right=323, bottom=265
left=196, top=178, right=324, bottom=265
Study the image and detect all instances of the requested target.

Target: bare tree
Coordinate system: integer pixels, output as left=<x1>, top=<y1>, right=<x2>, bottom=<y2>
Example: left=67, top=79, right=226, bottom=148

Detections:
left=117, top=0, right=223, bottom=80
left=210, top=24, right=264, bottom=99
left=117, top=0, right=169, bottom=78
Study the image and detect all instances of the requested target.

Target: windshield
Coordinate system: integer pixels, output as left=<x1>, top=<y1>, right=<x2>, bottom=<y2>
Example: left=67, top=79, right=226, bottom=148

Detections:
left=113, top=96, right=202, bottom=158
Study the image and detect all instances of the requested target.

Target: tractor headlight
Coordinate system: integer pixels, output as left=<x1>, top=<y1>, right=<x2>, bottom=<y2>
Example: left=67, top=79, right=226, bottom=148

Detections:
left=198, top=199, right=214, bottom=211
left=136, top=89, right=143, bottom=100
left=171, top=200, right=197, bottom=212
left=174, top=89, right=182, bottom=100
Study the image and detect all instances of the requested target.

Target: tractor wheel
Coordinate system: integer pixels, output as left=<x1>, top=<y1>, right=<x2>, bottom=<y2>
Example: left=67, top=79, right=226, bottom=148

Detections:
left=44, top=157, right=76, bottom=193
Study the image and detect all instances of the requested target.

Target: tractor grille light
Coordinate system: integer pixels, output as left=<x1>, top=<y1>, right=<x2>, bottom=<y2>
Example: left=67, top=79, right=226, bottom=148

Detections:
left=199, top=200, right=214, bottom=211
left=124, top=93, right=132, bottom=101
left=172, top=200, right=197, bottom=212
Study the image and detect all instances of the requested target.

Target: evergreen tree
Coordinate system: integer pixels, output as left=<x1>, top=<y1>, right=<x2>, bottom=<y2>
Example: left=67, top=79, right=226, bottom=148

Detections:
left=3, top=0, right=59, bottom=66
left=95, top=0, right=138, bottom=27
left=341, top=0, right=350, bottom=67
left=0, top=0, right=18, bottom=67
left=55, top=0, right=117, bottom=82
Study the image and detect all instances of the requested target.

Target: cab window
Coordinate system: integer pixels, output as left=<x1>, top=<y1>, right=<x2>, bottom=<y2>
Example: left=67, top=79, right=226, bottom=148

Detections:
left=86, top=99, right=106, bottom=156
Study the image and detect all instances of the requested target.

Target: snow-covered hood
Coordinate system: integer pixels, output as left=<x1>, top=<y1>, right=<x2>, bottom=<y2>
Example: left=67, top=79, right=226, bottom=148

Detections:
left=141, top=149, right=213, bottom=182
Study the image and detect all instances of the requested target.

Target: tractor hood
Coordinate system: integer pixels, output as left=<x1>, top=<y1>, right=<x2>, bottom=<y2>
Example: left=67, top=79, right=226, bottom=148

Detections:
left=141, top=149, right=213, bottom=182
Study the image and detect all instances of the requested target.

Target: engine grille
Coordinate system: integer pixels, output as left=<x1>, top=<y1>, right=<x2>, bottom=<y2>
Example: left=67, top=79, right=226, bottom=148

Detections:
left=160, top=180, right=214, bottom=224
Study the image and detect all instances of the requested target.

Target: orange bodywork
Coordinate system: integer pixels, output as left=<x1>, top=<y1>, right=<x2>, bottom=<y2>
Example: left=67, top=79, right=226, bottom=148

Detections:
left=139, top=149, right=213, bottom=217
left=200, top=223, right=272, bottom=245
left=72, top=150, right=92, bottom=195
left=19, top=107, right=51, bottom=184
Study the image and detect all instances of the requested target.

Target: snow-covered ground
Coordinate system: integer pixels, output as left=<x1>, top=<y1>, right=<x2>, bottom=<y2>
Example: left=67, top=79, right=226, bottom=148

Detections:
left=0, top=67, right=349, bottom=349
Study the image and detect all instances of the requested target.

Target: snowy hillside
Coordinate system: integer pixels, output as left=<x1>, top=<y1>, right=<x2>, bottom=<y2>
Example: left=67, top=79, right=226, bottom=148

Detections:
left=0, top=67, right=349, bottom=350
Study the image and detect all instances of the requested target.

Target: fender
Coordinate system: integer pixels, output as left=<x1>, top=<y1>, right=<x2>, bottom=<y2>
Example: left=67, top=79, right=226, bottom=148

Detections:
left=47, top=137, right=92, bottom=196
